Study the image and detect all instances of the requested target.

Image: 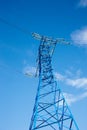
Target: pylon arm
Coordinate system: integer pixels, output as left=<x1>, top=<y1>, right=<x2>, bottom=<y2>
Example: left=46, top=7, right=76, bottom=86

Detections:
left=32, top=32, right=70, bottom=45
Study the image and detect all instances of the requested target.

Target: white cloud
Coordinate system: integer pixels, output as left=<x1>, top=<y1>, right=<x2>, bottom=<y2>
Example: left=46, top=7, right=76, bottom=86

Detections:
left=78, top=0, right=87, bottom=7
left=54, top=72, right=65, bottom=81
left=65, top=70, right=73, bottom=77
left=63, top=93, right=76, bottom=105
left=55, top=71, right=87, bottom=90
left=71, top=27, right=87, bottom=45
left=63, top=92, right=87, bottom=105
left=65, top=69, right=82, bottom=78
left=66, top=78, right=87, bottom=89
left=55, top=70, right=87, bottom=104
left=23, top=66, right=36, bottom=77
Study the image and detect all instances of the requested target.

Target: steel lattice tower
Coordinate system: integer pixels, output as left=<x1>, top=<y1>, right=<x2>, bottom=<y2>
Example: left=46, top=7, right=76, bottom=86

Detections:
left=29, top=33, right=79, bottom=130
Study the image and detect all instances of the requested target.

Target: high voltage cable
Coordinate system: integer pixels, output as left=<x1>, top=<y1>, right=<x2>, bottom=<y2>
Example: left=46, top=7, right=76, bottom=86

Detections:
left=0, top=17, right=87, bottom=44
left=0, top=17, right=32, bottom=35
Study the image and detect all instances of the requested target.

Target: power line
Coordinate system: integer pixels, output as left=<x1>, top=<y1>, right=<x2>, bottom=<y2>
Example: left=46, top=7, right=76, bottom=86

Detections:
left=0, top=17, right=87, bottom=44
left=0, top=17, right=32, bottom=35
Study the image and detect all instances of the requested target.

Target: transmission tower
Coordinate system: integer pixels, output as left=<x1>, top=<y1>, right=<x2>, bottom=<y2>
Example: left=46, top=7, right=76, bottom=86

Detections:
left=29, top=33, right=79, bottom=130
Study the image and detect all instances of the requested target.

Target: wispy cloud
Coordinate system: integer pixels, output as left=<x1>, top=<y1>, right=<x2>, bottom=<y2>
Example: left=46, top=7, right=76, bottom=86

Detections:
left=71, top=27, right=87, bottom=45
left=66, top=78, right=87, bottom=90
left=63, top=92, right=87, bottom=105
left=78, top=0, right=87, bottom=7
left=65, top=69, right=82, bottom=78
left=55, top=72, right=65, bottom=81
left=63, top=93, right=77, bottom=105
left=45, top=69, right=87, bottom=104
left=55, top=70, right=87, bottom=90
left=23, top=66, right=36, bottom=77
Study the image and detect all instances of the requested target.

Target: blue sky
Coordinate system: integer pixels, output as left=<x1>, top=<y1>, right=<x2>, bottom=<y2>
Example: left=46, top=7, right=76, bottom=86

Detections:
left=0, top=0, right=87, bottom=130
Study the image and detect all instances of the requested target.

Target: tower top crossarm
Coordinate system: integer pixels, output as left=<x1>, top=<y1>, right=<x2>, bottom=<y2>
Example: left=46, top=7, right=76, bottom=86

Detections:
left=32, top=32, right=70, bottom=45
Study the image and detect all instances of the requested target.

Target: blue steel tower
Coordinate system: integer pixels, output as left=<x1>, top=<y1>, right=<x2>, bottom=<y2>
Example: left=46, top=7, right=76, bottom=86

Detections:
left=29, top=33, right=79, bottom=130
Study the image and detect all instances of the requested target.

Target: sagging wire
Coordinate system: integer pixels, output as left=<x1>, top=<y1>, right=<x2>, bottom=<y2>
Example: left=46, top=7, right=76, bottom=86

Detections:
left=0, top=17, right=31, bottom=35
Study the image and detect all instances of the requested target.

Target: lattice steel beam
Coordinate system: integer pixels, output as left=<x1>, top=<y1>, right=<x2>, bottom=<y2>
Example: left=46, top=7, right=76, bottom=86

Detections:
left=29, top=33, right=79, bottom=130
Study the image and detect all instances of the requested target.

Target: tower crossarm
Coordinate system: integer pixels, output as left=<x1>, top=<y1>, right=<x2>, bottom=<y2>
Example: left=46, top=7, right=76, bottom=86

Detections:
left=32, top=32, right=70, bottom=45
left=32, top=32, right=70, bottom=77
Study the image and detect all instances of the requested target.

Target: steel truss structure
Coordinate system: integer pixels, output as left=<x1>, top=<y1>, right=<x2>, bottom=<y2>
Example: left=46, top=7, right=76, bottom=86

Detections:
left=29, top=33, right=79, bottom=130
